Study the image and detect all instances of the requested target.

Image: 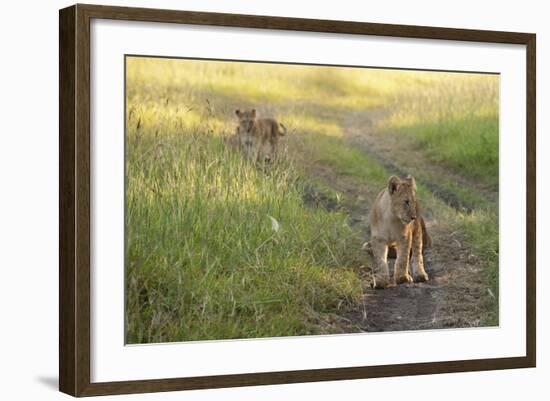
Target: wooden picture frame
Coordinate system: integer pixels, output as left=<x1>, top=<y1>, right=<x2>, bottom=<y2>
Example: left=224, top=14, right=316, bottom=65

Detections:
left=59, top=3, right=536, bottom=397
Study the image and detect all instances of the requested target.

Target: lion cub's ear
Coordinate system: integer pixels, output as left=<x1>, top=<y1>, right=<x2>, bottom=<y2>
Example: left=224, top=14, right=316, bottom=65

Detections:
left=406, top=175, right=417, bottom=191
left=388, top=175, right=401, bottom=195
left=235, top=109, right=241, bottom=117
left=251, top=109, right=257, bottom=118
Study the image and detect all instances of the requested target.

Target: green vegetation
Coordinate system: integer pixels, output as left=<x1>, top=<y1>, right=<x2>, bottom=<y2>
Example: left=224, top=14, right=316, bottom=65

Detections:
left=126, top=57, right=499, bottom=342
left=374, top=72, right=499, bottom=188
left=125, top=63, right=365, bottom=343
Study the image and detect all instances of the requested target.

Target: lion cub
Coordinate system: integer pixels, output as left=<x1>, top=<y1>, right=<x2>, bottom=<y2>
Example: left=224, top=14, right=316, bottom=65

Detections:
left=235, top=108, right=286, bottom=162
left=368, top=175, right=430, bottom=289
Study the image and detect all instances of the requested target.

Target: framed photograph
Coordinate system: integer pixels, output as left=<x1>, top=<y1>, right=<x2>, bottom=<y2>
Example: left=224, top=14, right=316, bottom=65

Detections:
left=59, top=4, right=536, bottom=397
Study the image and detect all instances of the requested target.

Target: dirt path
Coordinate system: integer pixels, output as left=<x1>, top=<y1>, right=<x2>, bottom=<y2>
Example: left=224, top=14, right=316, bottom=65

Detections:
left=305, top=109, right=496, bottom=332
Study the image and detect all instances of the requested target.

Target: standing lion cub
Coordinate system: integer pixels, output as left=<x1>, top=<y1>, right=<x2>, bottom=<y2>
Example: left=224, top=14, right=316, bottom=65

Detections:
left=235, top=108, right=286, bottom=162
left=368, top=175, right=431, bottom=289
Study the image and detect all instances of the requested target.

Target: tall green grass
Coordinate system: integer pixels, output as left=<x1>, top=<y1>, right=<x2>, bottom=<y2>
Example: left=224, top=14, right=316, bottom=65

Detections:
left=125, top=101, right=363, bottom=343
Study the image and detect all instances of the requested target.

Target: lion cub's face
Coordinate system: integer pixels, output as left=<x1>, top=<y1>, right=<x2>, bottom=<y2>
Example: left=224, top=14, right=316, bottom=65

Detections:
left=235, top=109, right=257, bottom=132
left=388, top=175, right=418, bottom=224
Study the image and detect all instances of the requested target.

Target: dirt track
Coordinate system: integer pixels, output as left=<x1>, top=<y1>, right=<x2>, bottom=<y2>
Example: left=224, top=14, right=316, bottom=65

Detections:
left=304, top=110, right=497, bottom=332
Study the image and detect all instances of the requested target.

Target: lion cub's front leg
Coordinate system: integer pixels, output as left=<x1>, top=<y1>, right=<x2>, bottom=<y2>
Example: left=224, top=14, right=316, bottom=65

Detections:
left=371, top=237, right=393, bottom=289
left=410, top=221, right=429, bottom=282
left=394, top=233, right=414, bottom=284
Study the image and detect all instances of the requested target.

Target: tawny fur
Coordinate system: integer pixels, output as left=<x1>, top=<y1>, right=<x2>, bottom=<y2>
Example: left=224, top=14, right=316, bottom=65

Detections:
left=368, top=175, right=431, bottom=289
left=235, top=108, right=286, bottom=162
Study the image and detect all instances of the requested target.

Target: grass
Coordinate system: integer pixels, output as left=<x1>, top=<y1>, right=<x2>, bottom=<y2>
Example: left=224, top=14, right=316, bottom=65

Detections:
left=125, top=76, right=364, bottom=343
left=126, top=56, right=500, bottom=342
left=374, top=72, right=499, bottom=188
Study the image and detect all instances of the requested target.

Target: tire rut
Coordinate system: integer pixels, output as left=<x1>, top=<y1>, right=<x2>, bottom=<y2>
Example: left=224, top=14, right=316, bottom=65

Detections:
left=343, top=109, right=498, bottom=210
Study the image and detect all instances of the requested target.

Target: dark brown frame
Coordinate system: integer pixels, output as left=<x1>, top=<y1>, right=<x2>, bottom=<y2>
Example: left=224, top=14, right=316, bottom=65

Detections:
left=59, top=3, right=536, bottom=397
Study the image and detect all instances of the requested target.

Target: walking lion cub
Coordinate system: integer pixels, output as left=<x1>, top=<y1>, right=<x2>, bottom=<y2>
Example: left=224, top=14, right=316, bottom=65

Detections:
left=368, top=175, right=431, bottom=289
left=235, top=108, right=286, bottom=162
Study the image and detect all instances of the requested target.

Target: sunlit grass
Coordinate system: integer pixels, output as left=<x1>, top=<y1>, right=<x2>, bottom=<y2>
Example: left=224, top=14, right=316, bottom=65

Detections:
left=283, top=112, right=344, bottom=137
left=125, top=91, right=364, bottom=343
left=374, top=73, right=499, bottom=187
left=126, top=58, right=452, bottom=112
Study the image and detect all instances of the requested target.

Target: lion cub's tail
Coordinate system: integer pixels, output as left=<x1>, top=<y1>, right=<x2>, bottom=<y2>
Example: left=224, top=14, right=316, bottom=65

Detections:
left=278, top=123, right=287, bottom=136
